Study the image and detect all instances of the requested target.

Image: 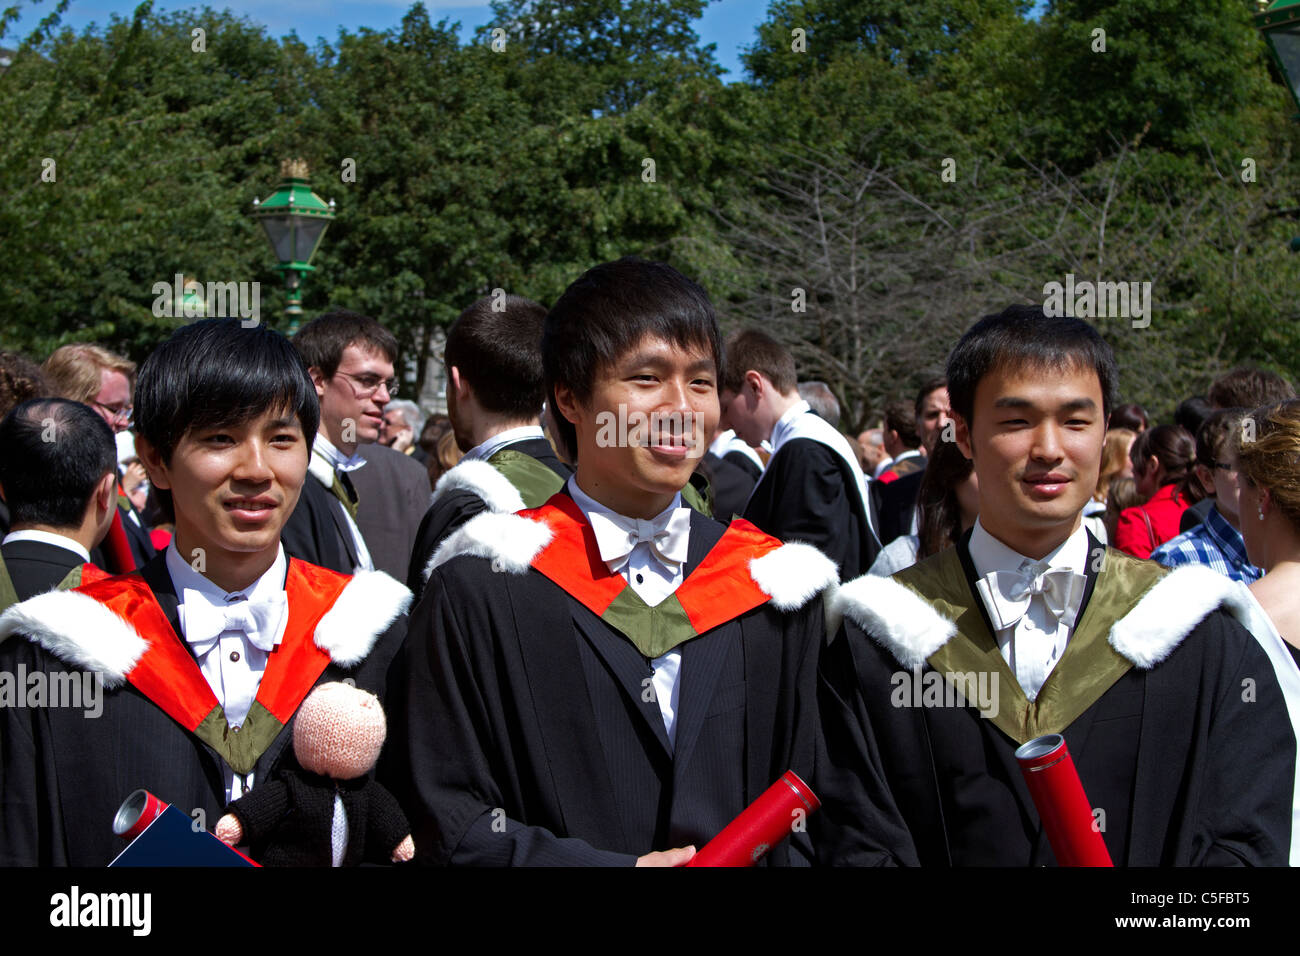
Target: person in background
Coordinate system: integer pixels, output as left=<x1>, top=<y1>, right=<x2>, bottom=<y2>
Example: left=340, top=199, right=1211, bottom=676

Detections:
left=797, top=380, right=841, bottom=425
left=1174, top=396, right=1212, bottom=441
left=1228, top=399, right=1300, bottom=863
left=0, top=399, right=117, bottom=607
left=42, top=343, right=156, bottom=572
left=1150, top=409, right=1260, bottom=584
left=282, top=309, right=398, bottom=574
left=382, top=399, right=428, bottom=465
left=1084, top=427, right=1136, bottom=543
left=723, top=328, right=877, bottom=578
left=1103, top=476, right=1141, bottom=546
left=875, top=401, right=924, bottom=484
left=868, top=438, right=978, bottom=577
left=1183, top=367, right=1298, bottom=534
left=857, top=426, right=887, bottom=476
left=0, top=351, right=52, bottom=536
left=1114, top=424, right=1196, bottom=559
left=1110, top=402, right=1149, bottom=434
left=873, top=378, right=950, bottom=547
left=419, top=414, right=454, bottom=489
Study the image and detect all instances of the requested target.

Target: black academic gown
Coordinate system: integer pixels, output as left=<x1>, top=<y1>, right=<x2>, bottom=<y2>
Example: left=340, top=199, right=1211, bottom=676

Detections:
left=872, top=464, right=924, bottom=548
left=395, top=495, right=849, bottom=866
left=0, top=539, right=85, bottom=601
left=818, top=533, right=1296, bottom=866
left=743, top=437, right=876, bottom=579
left=282, top=472, right=360, bottom=575
left=405, top=438, right=571, bottom=600
left=0, top=552, right=409, bottom=866
left=700, top=451, right=759, bottom=522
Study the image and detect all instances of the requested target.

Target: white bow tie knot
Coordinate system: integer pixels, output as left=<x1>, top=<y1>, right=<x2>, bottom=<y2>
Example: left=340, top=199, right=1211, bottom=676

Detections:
left=591, top=507, right=692, bottom=573
left=182, top=589, right=287, bottom=656
left=977, top=564, right=1086, bottom=632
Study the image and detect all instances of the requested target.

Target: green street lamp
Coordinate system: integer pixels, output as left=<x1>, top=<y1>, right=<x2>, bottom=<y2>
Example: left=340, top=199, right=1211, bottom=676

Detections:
left=1257, top=0, right=1300, bottom=115
left=252, top=158, right=336, bottom=331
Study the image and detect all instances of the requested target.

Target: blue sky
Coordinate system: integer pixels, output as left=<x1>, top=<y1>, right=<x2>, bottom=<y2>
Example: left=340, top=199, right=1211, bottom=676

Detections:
left=5, top=0, right=774, bottom=79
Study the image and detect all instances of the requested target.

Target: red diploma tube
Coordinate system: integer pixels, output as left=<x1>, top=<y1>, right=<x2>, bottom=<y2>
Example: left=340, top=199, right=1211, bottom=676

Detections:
left=685, top=770, right=820, bottom=867
left=1014, top=734, right=1113, bottom=867
left=112, top=789, right=169, bottom=842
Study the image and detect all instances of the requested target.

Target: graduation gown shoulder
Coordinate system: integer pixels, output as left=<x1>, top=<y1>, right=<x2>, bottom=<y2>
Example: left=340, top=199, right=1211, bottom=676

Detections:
left=743, top=437, right=874, bottom=579
left=819, top=546, right=1296, bottom=866
left=394, top=495, right=862, bottom=866
left=0, top=554, right=411, bottom=866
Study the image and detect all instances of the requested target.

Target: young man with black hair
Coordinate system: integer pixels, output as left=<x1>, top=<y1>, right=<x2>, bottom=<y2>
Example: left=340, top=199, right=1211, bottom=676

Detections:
left=0, top=399, right=117, bottom=606
left=282, top=309, right=399, bottom=574
left=405, top=294, right=571, bottom=601
left=821, top=304, right=1294, bottom=865
left=0, top=319, right=410, bottom=866
left=721, top=328, right=879, bottom=580
left=398, top=258, right=868, bottom=866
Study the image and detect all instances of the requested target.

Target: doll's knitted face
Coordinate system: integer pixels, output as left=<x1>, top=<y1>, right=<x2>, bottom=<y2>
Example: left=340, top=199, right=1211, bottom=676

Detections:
left=293, top=682, right=387, bottom=780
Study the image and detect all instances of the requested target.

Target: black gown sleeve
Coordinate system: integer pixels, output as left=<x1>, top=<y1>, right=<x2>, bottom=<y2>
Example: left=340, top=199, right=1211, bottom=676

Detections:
left=405, top=491, right=490, bottom=602
left=744, top=439, right=861, bottom=577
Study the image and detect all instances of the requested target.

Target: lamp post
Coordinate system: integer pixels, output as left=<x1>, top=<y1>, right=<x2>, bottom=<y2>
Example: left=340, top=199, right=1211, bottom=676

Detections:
left=252, top=158, right=336, bottom=332
left=1257, top=0, right=1300, bottom=114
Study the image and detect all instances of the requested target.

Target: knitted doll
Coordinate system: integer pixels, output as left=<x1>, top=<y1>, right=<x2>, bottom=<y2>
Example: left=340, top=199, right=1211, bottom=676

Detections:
left=215, top=682, right=414, bottom=866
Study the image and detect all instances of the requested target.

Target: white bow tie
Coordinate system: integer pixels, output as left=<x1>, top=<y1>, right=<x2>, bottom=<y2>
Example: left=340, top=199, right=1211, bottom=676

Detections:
left=589, top=507, right=692, bottom=573
left=181, top=589, right=287, bottom=656
left=976, top=563, right=1086, bottom=632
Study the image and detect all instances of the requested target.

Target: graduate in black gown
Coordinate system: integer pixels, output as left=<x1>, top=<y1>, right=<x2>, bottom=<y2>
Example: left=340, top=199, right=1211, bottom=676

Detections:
left=395, top=258, right=900, bottom=866
left=819, top=305, right=1295, bottom=865
left=721, top=329, right=879, bottom=579
left=0, top=399, right=118, bottom=608
left=0, top=320, right=410, bottom=866
left=406, top=295, right=570, bottom=603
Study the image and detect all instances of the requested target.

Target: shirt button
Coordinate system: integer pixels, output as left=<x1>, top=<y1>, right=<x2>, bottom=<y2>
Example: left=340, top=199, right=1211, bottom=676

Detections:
left=636, top=573, right=644, bottom=584
left=231, top=725, right=241, bottom=733
left=230, top=650, right=241, bottom=662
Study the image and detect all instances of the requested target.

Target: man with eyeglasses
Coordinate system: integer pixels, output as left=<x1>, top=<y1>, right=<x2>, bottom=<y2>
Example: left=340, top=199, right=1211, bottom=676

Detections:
left=41, top=342, right=157, bottom=572
left=282, top=310, right=400, bottom=574
left=1151, top=408, right=1262, bottom=584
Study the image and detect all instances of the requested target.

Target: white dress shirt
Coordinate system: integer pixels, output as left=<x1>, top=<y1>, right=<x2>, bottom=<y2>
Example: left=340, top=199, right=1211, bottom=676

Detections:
left=308, top=434, right=374, bottom=572
left=1, top=529, right=90, bottom=563
left=461, top=424, right=545, bottom=463
left=166, top=542, right=289, bottom=803
left=968, top=518, right=1090, bottom=701
left=567, top=477, right=690, bottom=752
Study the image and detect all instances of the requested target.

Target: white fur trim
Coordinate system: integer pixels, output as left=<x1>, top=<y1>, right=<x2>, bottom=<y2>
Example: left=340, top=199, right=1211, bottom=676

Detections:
left=0, top=590, right=147, bottom=688
left=829, top=574, right=956, bottom=671
left=1109, top=563, right=1250, bottom=669
left=749, top=542, right=839, bottom=611
left=314, top=570, right=412, bottom=668
left=431, top=459, right=526, bottom=515
left=427, top=511, right=555, bottom=578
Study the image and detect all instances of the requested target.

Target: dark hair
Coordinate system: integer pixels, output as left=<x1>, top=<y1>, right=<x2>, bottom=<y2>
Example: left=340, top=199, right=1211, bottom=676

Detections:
left=543, top=257, right=722, bottom=459
left=1174, top=396, right=1212, bottom=438
left=946, top=305, right=1118, bottom=430
left=721, top=328, right=796, bottom=395
left=1209, top=367, right=1295, bottom=410
left=916, top=438, right=975, bottom=559
left=1110, top=403, right=1148, bottom=433
left=446, top=295, right=548, bottom=420
left=1129, top=423, right=1198, bottom=502
left=0, top=398, right=116, bottom=527
left=914, top=376, right=948, bottom=418
left=1196, top=408, right=1246, bottom=469
left=292, top=309, right=399, bottom=379
left=0, top=351, right=51, bottom=419
left=883, top=400, right=920, bottom=449
left=134, top=320, right=320, bottom=521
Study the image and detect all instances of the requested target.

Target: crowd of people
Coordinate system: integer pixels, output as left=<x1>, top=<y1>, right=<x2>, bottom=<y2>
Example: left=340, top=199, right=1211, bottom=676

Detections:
left=0, top=257, right=1296, bottom=867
